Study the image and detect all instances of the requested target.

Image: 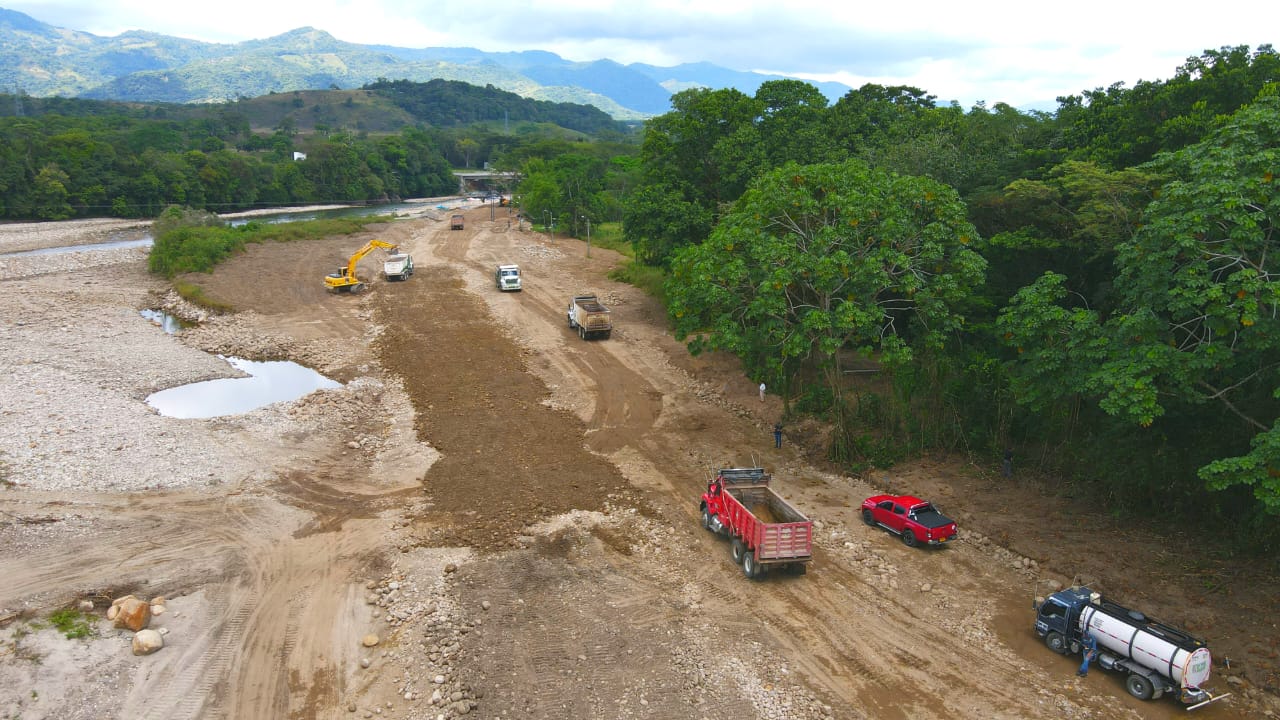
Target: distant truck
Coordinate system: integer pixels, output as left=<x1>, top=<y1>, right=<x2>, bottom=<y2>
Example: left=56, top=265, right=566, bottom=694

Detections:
left=1034, top=586, right=1226, bottom=709
left=699, top=467, right=813, bottom=578
left=860, top=494, right=958, bottom=547
left=383, top=252, right=414, bottom=281
left=566, top=294, right=611, bottom=340
left=495, top=264, right=522, bottom=291
left=450, top=214, right=465, bottom=230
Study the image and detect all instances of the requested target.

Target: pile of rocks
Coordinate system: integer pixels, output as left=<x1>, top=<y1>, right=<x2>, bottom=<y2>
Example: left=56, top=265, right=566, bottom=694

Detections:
left=349, top=560, right=485, bottom=718
left=104, top=594, right=169, bottom=656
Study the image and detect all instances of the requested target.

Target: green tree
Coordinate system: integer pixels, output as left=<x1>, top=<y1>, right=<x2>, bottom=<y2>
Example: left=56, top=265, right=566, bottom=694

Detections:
left=666, top=160, right=986, bottom=458
left=999, top=95, right=1280, bottom=511
left=31, top=164, right=73, bottom=219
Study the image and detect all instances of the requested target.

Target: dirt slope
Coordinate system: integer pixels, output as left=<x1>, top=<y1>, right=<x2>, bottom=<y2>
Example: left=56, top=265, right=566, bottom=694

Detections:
left=0, top=206, right=1276, bottom=720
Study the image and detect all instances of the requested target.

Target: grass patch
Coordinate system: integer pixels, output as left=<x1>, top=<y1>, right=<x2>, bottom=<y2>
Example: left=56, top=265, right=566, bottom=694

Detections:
left=47, top=608, right=95, bottom=640
left=585, top=221, right=632, bottom=258
left=174, top=280, right=235, bottom=313
left=608, top=259, right=666, bottom=301
left=148, top=205, right=380, bottom=279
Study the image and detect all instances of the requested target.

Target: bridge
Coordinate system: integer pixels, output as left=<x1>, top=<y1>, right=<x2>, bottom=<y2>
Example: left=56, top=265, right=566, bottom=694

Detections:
left=454, top=170, right=521, bottom=195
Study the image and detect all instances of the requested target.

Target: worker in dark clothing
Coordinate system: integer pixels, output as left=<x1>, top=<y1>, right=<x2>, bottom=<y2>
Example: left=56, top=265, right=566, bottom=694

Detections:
left=773, top=423, right=783, bottom=448
left=1078, top=631, right=1098, bottom=677
left=1002, top=447, right=1013, bottom=478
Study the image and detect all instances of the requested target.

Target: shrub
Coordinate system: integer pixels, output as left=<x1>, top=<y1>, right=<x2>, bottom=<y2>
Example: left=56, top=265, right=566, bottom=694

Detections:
left=48, top=608, right=95, bottom=640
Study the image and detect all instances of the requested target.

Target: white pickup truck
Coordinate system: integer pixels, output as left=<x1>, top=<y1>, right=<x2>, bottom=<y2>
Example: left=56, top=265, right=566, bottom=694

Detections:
left=383, top=252, right=414, bottom=281
left=495, top=264, right=522, bottom=291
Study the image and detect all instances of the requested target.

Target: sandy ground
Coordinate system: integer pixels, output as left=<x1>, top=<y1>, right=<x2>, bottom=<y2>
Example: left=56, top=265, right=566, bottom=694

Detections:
left=0, top=205, right=1278, bottom=720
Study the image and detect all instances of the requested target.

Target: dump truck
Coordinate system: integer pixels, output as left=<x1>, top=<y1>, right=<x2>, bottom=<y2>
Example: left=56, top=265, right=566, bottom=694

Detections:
left=383, top=252, right=414, bottom=281
left=566, top=294, right=611, bottom=340
left=1034, top=586, right=1227, bottom=709
left=699, top=467, right=813, bottom=578
left=324, top=239, right=397, bottom=293
left=450, top=214, right=465, bottom=230
left=495, top=264, right=521, bottom=291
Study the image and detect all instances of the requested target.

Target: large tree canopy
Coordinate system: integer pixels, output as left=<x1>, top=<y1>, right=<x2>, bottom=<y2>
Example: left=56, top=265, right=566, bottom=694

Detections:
left=666, top=160, right=986, bottom=452
left=1000, top=94, right=1280, bottom=510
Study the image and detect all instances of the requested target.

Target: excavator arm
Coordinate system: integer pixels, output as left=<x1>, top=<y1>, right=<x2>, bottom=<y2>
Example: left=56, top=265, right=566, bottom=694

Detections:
left=324, top=239, right=398, bottom=292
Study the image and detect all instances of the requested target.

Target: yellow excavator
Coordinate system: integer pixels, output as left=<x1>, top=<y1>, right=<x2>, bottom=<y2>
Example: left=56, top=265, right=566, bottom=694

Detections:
left=324, top=239, right=398, bottom=293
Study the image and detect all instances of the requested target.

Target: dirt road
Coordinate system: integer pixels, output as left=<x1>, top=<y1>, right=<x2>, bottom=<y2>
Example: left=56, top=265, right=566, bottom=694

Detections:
left=1, top=207, right=1277, bottom=719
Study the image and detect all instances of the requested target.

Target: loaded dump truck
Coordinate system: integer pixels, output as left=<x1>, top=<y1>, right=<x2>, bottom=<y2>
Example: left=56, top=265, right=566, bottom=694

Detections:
left=566, top=294, right=611, bottom=340
left=699, top=467, right=813, bottom=578
left=450, top=214, right=465, bottom=230
left=383, top=252, right=414, bottom=281
left=1034, top=586, right=1227, bottom=709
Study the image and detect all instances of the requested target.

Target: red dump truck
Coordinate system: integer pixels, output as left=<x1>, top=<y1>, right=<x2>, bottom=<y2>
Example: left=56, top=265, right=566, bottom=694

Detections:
left=699, top=467, right=813, bottom=578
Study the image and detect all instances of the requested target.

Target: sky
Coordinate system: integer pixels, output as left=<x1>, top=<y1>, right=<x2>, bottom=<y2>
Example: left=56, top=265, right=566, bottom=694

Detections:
left=9, top=0, right=1279, bottom=110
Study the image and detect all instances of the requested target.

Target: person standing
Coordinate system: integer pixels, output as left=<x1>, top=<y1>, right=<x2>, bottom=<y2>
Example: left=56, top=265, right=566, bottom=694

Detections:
left=773, top=423, right=783, bottom=448
left=1002, top=447, right=1013, bottom=478
left=1077, top=631, right=1098, bottom=677
left=759, top=382, right=766, bottom=402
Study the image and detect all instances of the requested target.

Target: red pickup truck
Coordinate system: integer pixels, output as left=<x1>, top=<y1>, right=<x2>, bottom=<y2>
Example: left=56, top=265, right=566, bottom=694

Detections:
left=861, top=494, right=958, bottom=547
left=700, top=467, right=813, bottom=578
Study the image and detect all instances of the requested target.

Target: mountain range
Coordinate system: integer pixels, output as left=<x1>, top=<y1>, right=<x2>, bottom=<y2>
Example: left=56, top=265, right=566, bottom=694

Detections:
left=0, top=7, right=852, bottom=119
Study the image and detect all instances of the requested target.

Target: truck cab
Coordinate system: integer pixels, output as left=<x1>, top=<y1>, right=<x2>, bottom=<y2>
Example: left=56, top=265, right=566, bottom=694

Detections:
left=495, top=264, right=522, bottom=291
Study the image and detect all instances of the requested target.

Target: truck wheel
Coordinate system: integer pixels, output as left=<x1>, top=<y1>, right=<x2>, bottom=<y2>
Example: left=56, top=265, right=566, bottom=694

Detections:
left=1125, top=674, right=1154, bottom=701
left=1044, top=631, right=1067, bottom=654
left=579, top=326, right=586, bottom=340
left=742, top=552, right=760, bottom=579
left=862, top=509, right=875, bottom=526
left=731, top=538, right=745, bottom=564
left=901, top=529, right=918, bottom=548
left=701, top=508, right=713, bottom=531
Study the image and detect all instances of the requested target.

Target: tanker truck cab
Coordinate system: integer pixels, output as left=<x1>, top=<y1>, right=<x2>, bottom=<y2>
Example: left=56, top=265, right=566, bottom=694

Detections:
left=1035, top=587, right=1226, bottom=709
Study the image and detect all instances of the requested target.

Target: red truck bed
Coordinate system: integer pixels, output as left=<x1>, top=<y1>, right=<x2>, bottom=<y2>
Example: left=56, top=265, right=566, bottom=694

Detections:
left=700, top=467, right=813, bottom=578
left=722, top=484, right=812, bottom=560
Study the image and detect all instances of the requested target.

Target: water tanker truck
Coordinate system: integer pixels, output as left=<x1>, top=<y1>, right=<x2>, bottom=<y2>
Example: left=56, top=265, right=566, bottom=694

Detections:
left=1034, top=586, right=1227, bottom=709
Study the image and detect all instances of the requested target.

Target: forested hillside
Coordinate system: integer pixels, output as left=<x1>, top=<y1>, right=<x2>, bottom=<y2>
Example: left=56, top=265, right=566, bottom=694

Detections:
left=0, top=79, right=636, bottom=219
left=616, top=45, right=1280, bottom=551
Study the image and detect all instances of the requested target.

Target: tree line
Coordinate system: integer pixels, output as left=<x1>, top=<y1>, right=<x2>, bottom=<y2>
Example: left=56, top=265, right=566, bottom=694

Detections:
left=625, top=45, right=1280, bottom=550
left=0, top=96, right=459, bottom=220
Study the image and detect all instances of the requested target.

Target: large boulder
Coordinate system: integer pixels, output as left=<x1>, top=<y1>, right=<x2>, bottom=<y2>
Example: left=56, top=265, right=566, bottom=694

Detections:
left=132, top=629, right=164, bottom=655
left=111, top=595, right=152, bottom=632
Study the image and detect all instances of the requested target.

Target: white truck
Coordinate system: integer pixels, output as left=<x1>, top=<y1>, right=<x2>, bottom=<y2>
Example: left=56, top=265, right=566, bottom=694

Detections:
left=1034, top=585, right=1227, bottom=709
left=495, top=264, right=522, bottom=291
left=566, top=294, right=611, bottom=340
left=383, top=252, right=414, bottom=281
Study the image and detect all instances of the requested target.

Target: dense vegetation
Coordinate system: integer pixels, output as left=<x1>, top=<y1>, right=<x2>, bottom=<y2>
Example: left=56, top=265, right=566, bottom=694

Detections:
left=626, top=45, right=1280, bottom=551
left=0, top=96, right=457, bottom=219
left=364, top=79, right=637, bottom=137
left=0, top=76, right=645, bottom=220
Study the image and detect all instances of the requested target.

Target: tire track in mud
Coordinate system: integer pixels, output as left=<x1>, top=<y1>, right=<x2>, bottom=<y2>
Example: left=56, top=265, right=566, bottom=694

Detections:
left=426, top=217, right=663, bottom=455
left=371, top=261, right=634, bottom=551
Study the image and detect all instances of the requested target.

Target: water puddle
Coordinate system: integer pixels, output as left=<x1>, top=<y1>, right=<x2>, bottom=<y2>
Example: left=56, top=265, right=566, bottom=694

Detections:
left=139, top=309, right=191, bottom=334
left=146, top=356, right=341, bottom=419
